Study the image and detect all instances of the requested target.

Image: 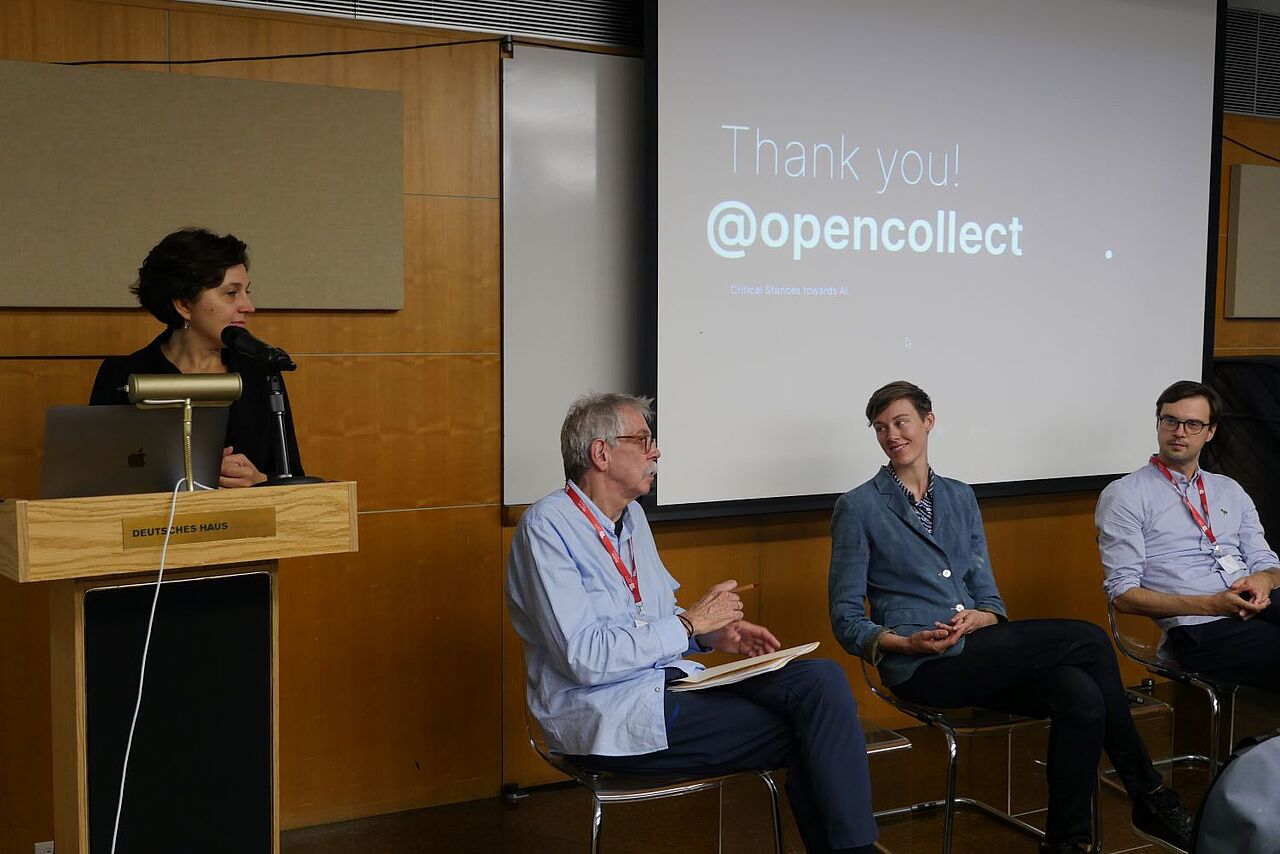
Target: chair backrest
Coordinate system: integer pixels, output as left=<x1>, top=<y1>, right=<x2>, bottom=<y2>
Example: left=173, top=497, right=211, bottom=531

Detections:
left=1106, top=599, right=1239, bottom=696
left=1106, top=599, right=1165, bottom=671
left=524, top=698, right=563, bottom=765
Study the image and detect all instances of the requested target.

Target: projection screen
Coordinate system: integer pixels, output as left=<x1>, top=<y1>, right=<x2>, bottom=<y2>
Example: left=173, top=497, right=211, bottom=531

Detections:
left=652, top=0, right=1220, bottom=511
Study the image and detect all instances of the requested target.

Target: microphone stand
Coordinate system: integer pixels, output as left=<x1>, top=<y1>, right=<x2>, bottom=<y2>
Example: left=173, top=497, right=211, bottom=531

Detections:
left=260, top=369, right=322, bottom=487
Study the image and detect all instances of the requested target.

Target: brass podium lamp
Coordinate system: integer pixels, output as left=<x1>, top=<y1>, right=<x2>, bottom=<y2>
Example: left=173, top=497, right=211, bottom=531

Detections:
left=123, top=373, right=242, bottom=491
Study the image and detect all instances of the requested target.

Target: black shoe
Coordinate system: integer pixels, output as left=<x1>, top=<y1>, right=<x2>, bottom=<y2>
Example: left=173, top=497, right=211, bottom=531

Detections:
left=1131, top=785, right=1193, bottom=853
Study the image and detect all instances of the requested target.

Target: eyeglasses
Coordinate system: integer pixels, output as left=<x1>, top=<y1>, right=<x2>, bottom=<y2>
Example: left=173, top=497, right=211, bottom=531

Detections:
left=1157, top=415, right=1209, bottom=435
left=613, top=433, right=657, bottom=453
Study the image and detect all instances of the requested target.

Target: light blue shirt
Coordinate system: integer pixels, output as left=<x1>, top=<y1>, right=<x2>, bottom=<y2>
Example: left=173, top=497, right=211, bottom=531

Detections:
left=506, top=481, right=703, bottom=756
left=1096, top=461, right=1279, bottom=633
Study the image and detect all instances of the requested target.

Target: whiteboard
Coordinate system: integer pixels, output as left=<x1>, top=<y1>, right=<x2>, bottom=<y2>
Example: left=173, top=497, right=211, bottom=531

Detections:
left=502, top=46, right=643, bottom=505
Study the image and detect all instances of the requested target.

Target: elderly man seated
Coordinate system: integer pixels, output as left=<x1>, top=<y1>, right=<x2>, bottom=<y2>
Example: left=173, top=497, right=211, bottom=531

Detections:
left=507, top=392, right=877, bottom=853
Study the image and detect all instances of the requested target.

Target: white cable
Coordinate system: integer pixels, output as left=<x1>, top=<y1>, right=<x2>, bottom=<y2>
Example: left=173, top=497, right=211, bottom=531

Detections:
left=110, top=476, right=186, bottom=854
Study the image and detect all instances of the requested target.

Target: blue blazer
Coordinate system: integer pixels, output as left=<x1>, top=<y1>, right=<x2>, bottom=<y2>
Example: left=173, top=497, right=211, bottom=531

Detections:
left=828, top=467, right=1007, bottom=686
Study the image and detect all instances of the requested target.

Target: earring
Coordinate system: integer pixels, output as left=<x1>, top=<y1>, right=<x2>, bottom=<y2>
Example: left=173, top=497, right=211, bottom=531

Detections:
left=182, top=320, right=190, bottom=331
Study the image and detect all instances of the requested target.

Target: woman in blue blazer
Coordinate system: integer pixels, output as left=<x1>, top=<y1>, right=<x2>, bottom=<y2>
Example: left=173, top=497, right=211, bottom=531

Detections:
left=828, top=381, right=1191, bottom=854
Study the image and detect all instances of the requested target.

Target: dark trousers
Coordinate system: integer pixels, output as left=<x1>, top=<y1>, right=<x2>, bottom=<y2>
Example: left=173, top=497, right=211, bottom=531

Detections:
left=1165, top=598, right=1280, bottom=694
left=567, top=659, right=877, bottom=852
left=891, top=619, right=1163, bottom=846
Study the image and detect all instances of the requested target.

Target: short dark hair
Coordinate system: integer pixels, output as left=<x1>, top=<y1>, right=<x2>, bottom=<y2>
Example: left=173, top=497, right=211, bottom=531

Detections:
left=1156, top=380, right=1223, bottom=425
left=865, top=380, right=932, bottom=424
left=132, top=228, right=249, bottom=328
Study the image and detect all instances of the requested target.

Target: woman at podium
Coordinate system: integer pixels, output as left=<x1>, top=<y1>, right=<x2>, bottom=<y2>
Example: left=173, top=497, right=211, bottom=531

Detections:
left=90, top=228, right=305, bottom=488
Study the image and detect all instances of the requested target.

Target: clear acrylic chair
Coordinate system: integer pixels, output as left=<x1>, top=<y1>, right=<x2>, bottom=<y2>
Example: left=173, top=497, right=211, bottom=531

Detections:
left=862, top=659, right=1101, bottom=854
left=523, top=705, right=784, bottom=854
left=1106, top=599, right=1239, bottom=772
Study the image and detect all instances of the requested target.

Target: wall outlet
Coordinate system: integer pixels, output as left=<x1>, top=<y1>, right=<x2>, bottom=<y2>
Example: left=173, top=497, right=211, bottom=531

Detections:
left=34, top=842, right=54, bottom=854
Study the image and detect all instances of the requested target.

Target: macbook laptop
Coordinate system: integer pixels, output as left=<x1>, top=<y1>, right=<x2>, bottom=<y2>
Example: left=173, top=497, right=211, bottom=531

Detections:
left=40, top=405, right=230, bottom=498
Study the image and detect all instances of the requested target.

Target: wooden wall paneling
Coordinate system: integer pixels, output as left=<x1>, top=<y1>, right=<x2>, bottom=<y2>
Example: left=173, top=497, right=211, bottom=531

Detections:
left=253, top=195, right=500, bottom=356
left=0, top=578, right=54, bottom=850
left=277, top=506, right=502, bottom=828
left=1215, top=114, right=1280, bottom=355
left=982, top=493, right=1105, bottom=620
left=0, top=308, right=156, bottom=361
left=399, top=194, right=500, bottom=353
left=0, top=360, right=103, bottom=502
left=0, top=0, right=167, bottom=65
left=400, top=41, right=501, bottom=198
left=982, top=492, right=1152, bottom=685
left=653, top=516, right=763, bottom=640
left=754, top=512, right=833, bottom=649
left=168, top=8, right=422, bottom=89
left=285, top=354, right=499, bottom=511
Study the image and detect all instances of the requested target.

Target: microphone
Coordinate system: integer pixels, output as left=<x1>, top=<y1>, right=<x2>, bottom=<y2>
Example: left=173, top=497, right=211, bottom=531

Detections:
left=220, top=326, right=297, bottom=371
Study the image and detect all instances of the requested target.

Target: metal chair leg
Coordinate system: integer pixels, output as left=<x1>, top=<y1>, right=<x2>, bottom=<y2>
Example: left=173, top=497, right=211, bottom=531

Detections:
left=1203, top=680, right=1222, bottom=772
left=758, top=770, right=785, bottom=854
left=941, top=725, right=959, bottom=854
left=590, top=795, right=603, bottom=854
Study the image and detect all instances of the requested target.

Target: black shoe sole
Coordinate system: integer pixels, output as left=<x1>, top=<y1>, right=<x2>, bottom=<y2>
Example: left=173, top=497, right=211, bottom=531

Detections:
left=1130, top=822, right=1189, bottom=854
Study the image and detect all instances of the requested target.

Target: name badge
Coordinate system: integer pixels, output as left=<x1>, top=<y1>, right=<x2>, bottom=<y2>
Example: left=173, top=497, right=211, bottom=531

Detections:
left=1216, top=553, right=1246, bottom=574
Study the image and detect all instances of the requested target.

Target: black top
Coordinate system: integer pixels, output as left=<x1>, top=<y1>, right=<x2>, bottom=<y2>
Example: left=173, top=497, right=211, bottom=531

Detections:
left=89, top=330, right=306, bottom=479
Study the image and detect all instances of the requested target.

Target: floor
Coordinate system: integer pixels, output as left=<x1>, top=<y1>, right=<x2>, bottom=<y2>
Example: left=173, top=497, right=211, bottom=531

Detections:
left=281, top=683, right=1277, bottom=854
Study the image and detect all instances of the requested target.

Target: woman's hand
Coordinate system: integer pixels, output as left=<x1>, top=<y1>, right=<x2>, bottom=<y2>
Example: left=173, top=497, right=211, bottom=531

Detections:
left=946, top=608, right=998, bottom=636
left=882, top=626, right=963, bottom=656
left=220, top=446, right=267, bottom=488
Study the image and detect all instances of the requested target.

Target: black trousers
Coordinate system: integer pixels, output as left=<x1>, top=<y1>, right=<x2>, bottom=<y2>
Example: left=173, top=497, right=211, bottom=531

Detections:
left=890, top=619, right=1162, bottom=846
left=567, top=659, right=878, bottom=853
left=1165, top=598, right=1280, bottom=694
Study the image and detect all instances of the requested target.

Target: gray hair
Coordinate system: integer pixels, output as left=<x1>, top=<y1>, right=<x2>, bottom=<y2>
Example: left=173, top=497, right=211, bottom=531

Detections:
left=560, top=392, right=654, bottom=482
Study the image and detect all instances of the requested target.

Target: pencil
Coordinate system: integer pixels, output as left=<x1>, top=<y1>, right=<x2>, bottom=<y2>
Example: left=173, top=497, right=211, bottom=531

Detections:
left=732, top=583, right=759, bottom=592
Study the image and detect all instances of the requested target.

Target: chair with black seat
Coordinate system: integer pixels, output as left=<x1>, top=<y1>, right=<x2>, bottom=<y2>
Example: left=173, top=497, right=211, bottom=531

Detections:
left=861, top=659, right=1101, bottom=854
left=1106, top=599, right=1239, bottom=773
left=523, top=704, right=785, bottom=854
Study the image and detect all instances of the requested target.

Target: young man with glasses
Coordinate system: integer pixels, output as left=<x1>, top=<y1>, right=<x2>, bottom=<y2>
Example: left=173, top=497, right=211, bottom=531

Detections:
left=1096, top=380, right=1280, bottom=695
left=508, top=392, right=878, bottom=853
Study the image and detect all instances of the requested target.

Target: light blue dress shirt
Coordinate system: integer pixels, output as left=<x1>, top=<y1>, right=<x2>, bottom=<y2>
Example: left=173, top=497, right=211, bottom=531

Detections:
left=1096, top=461, right=1279, bottom=633
left=506, top=481, right=703, bottom=756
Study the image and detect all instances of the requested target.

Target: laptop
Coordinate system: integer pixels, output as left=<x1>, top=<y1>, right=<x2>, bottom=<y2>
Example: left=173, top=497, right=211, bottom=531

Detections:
left=40, top=405, right=230, bottom=498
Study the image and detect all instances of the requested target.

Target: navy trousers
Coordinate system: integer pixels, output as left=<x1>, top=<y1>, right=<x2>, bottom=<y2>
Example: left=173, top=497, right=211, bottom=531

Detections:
left=891, top=619, right=1163, bottom=846
left=1165, top=598, right=1280, bottom=694
left=567, top=658, right=878, bottom=852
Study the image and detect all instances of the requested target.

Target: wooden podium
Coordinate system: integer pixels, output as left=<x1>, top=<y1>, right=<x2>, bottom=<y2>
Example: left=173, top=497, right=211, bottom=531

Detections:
left=0, top=481, right=358, bottom=854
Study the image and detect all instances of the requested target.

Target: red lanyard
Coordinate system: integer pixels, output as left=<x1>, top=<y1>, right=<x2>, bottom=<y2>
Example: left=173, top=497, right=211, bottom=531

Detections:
left=565, top=486, right=641, bottom=606
left=1150, top=456, right=1216, bottom=544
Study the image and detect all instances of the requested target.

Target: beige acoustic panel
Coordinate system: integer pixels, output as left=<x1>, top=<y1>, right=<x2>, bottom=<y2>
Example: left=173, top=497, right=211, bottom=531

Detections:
left=0, top=58, right=403, bottom=309
left=1226, top=163, right=1280, bottom=318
